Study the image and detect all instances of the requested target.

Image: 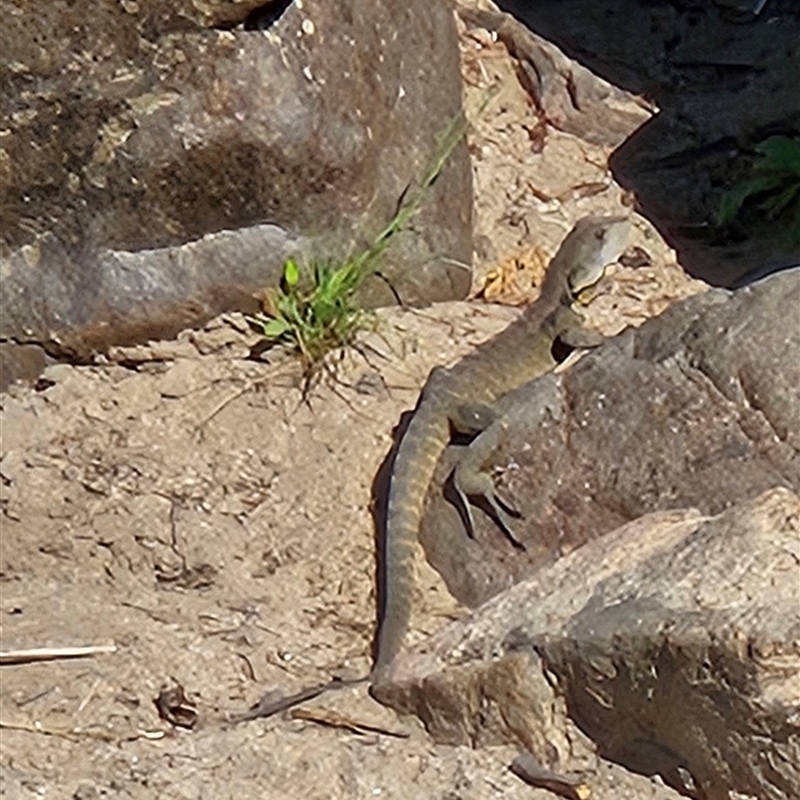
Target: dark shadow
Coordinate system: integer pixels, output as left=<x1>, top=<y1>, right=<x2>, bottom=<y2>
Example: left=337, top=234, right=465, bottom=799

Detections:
left=442, top=471, right=526, bottom=550
left=244, top=0, right=295, bottom=31
left=495, top=0, right=800, bottom=287
left=369, top=408, right=415, bottom=664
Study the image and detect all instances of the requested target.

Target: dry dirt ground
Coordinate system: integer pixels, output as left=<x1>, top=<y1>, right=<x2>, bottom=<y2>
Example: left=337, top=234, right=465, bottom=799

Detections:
left=1, top=14, right=708, bottom=800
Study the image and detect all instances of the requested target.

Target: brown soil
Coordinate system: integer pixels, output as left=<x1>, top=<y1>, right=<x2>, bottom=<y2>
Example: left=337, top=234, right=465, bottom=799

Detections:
left=0, top=10, right=705, bottom=800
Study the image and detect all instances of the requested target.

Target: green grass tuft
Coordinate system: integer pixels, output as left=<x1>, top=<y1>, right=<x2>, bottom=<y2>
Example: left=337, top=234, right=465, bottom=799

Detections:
left=254, top=254, right=373, bottom=368
left=717, top=135, right=800, bottom=250
left=248, top=104, right=479, bottom=386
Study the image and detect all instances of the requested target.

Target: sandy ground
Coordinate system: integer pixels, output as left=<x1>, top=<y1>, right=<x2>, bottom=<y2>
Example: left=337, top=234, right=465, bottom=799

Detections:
left=0, top=10, right=707, bottom=800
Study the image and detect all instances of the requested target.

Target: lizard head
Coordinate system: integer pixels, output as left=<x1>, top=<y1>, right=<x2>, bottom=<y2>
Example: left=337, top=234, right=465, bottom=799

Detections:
left=566, top=216, right=631, bottom=300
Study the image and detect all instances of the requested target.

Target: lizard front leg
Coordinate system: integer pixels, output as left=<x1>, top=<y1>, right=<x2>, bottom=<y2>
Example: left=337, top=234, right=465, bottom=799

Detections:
left=449, top=406, right=523, bottom=547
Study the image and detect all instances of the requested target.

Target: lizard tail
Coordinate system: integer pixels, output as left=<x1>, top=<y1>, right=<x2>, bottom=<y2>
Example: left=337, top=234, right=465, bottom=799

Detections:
left=375, top=405, right=449, bottom=671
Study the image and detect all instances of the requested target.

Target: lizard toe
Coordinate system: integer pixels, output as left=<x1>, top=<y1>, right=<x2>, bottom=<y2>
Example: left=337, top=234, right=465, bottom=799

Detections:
left=453, top=465, right=525, bottom=549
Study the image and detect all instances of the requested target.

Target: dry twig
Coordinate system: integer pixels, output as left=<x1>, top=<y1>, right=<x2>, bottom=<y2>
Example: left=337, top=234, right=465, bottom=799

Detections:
left=289, top=706, right=409, bottom=738
left=0, top=644, right=117, bottom=666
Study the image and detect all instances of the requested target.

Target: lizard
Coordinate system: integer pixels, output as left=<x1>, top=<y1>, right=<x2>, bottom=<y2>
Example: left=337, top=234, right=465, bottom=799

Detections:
left=373, top=214, right=631, bottom=676
left=228, top=216, right=630, bottom=723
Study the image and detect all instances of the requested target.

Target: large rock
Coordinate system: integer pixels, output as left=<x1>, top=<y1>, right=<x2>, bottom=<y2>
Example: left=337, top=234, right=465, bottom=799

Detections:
left=380, top=264, right=800, bottom=798
left=377, top=488, right=800, bottom=800
left=497, top=0, right=800, bottom=287
left=457, top=2, right=650, bottom=149
left=420, top=268, right=800, bottom=609
left=0, top=0, right=472, bottom=386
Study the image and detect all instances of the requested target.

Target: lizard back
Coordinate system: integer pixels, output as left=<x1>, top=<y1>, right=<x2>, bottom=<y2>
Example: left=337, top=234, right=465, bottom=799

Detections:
left=374, top=216, right=630, bottom=674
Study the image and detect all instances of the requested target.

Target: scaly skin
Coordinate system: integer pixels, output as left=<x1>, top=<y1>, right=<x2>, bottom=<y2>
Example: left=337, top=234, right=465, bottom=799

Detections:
left=374, top=215, right=630, bottom=675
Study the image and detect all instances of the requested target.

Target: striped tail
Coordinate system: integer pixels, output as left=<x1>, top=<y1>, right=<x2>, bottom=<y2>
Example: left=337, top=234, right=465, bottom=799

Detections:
left=375, top=404, right=450, bottom=671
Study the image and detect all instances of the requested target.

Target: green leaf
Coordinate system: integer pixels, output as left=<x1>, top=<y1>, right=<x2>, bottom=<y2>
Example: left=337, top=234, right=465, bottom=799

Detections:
left=788, top=199, right=800, bottom=248
left=325, top=266, right=356, bottom=298
left=282, top=294, right=302, bottom=322
left=717, top=173, right=786, bottom=224
left=261, top=318, right=292, bottom=339
left=754, top=136, right=800, bottom=177
left=283, top=258, right=300, bottom=286
left=759, top=183, right=800, bottom=219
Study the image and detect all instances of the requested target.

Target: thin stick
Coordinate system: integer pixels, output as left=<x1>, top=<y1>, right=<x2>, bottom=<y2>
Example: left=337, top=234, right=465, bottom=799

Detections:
left=228, top=675, right=369, bottom=724
left=0, top=645, right=117, bottom=666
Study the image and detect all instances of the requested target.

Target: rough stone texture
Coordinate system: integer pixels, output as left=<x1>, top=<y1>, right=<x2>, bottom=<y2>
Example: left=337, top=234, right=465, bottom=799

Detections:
left=457, top=2, right=649, bottom=149
left=0, top=0, right=472, bottom=376
left=420, top=267, right=800, bottom=609
left=498, top=0, right=800, bottom=287
left=378, top=489, right=800, bottom=800
left=454, top=0, right=657, bottom=295
left=3, top=225, right=295, bottom=356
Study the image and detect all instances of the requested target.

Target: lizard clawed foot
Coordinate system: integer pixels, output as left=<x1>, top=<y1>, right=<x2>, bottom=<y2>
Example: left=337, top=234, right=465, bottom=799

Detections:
left=452, top=463, right=525, bottom=550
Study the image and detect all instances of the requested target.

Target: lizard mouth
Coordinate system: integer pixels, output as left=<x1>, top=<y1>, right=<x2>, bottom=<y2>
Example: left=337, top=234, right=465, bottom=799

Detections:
left=572, top=284, right=602, bottom=306
left=567, top=216, right=632, bottom=301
